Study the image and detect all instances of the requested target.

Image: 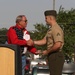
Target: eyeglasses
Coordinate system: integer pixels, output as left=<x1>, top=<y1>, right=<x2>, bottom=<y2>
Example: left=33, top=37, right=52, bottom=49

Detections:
left=22, top=20, right=27, bottom=23
left=25, top=20, right=27, bottom=22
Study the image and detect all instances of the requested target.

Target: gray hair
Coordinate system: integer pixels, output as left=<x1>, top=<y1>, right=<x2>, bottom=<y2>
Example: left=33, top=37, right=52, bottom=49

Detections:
left=16, top=15, right=25, bottom=23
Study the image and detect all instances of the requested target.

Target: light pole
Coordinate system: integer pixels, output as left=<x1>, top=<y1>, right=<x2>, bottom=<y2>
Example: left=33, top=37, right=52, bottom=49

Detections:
left=53, top=0, right=55, bottom=10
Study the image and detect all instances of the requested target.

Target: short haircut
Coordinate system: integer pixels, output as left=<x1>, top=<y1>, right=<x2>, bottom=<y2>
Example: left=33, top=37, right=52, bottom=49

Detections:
left=44, top=10, right=57, bottom=18
left=16, top=15, right=25, bottom=23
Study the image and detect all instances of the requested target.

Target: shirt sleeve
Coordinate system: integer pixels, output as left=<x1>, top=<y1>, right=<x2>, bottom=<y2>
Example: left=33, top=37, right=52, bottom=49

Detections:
left=7, top=27, right=27, bottom=45
left=52, top=28, right=64, bottom=43
left=28, top=46, right=37, bottom=54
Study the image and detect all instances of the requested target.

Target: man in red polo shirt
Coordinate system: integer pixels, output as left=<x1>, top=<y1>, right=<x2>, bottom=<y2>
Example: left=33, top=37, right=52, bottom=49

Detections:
left=7, top=15, right=38, bottom=75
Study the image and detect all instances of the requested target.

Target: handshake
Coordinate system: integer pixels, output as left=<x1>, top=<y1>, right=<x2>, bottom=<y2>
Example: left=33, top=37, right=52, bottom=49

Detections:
left=26, top=39, right=44, bottom=55
left=25, top=36, right=47, bottom=55
left=23, top=32, right=34, bottom=46
left=26, top=39, right=48, bottom=55
left=26, top=39, right=34, bottom=46
left=23, top=33, right=44, bottom=55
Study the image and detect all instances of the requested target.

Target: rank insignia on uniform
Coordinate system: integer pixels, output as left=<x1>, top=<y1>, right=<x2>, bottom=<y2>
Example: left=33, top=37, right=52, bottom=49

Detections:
left=57, top=33, right=60, bottom=36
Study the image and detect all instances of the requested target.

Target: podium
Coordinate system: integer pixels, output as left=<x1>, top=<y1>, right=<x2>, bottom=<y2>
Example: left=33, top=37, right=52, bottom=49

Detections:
left=0, top=44, right=22, bottom=75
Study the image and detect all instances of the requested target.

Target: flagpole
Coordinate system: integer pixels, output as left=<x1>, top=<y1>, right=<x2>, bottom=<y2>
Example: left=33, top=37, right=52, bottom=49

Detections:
left=53, top=0, right=55, bottom=10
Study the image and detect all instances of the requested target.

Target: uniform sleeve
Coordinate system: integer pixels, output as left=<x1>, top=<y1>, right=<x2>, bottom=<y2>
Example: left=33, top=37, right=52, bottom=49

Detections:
left=44, top=31, right=48, bottom=39
left=52, top=28, right=64, bottom=43
left=7, top=28, right=27, bottom=45
left=28, top=46, right=37, bottom=54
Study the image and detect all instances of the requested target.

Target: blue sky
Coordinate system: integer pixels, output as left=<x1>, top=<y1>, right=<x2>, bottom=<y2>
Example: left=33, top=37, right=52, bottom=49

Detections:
left=0, top=0, right=75, bottom=30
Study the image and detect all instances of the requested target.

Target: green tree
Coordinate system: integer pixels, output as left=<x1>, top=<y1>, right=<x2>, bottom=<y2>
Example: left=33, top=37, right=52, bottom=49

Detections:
left=57, top=6, right=75, bottom=59
left=29, top=23, right=48, bottom=51
left=0, top=28, right=8, bottom=44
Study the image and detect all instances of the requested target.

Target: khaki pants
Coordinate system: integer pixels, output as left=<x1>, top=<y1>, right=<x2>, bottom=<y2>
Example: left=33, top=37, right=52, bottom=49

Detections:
left=48, top=51, right=65, bottom=75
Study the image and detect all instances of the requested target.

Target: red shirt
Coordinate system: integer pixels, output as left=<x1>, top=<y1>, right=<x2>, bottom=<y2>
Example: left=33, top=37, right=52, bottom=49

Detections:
left=7, top=24, right=37, bottom=54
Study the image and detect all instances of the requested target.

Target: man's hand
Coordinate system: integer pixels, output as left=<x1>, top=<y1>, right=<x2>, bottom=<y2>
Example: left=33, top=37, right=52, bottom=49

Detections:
left=35, top=50, right=42, bottom=55
left=42, top=50, right=48, bottom=55
left=27, top=39, right=34, bottom=46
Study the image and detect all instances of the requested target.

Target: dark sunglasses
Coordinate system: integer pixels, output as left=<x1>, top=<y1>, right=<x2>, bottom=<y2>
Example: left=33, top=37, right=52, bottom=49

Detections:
left=25, top=20, right=27, bottom=22
left=22, top=20, right=27, bottom=23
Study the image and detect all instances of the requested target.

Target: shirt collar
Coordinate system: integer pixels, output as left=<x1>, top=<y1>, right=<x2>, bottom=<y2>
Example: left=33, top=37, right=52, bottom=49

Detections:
left=15, top=24, right=26, bottom=30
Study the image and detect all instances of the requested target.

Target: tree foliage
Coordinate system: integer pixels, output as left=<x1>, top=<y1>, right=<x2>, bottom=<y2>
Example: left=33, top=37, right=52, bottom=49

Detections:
left=0, top=28, right=8, bottom=44
left=29, top=23, right=48, bottom=51
left=57, top=6, right=75, bottom=58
